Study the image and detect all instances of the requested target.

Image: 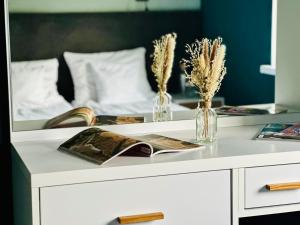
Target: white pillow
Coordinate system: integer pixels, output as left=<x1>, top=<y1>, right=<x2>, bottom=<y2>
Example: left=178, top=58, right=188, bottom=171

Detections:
left=64, top=47, right=153, bottom=105
left=11, top=58, right=64, bottom=108
left=87, top=61, right=152, bottom=104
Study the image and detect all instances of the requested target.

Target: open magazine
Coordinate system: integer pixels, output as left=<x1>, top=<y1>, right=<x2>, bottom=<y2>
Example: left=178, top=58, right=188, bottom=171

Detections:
left=256, top=123, right=300, bottom=140
left=58, top=128, right=203, bottom=165
left=44, top=107, right=144, bottom=129
left=216, top=106, right=287, bottom=116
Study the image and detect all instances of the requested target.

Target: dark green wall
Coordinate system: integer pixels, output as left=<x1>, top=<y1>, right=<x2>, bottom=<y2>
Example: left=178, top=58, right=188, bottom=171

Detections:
left=201, top=0, right=274, bottom=105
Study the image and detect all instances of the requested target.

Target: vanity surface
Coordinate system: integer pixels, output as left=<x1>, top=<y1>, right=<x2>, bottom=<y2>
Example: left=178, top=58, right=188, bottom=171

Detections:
left=13, top=124, right=300, bottom=187
left=11, top=115, right=300, bottom=225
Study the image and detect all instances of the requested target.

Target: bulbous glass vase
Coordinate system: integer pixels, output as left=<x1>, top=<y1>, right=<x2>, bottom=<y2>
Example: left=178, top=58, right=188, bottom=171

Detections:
left=153, top=92, right=172, bottom=122
left=195, top=102, right=217, bottom=143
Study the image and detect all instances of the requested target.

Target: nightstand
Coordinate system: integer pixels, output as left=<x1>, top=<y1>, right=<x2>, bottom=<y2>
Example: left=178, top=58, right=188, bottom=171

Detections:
left=173, top=93, right=225, bottom=109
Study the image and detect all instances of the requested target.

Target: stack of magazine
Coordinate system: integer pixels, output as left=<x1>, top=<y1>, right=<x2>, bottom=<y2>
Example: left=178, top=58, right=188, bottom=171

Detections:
left=256, top=123, right=300, bottom=140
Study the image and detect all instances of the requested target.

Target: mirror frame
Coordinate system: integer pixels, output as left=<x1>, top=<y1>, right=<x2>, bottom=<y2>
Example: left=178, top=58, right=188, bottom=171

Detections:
left=3, top=0, right=13, bottom=139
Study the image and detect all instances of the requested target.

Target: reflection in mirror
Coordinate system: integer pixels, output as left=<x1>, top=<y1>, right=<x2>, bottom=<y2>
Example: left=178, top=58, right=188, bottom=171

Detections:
left=8, top=0, right=281, bottom=131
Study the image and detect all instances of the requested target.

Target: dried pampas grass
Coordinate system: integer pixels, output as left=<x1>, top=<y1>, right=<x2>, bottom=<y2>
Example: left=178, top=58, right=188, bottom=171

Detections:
left=182, top=37, right=227, bottom=108
left=151, top=33, right=177, bottom=93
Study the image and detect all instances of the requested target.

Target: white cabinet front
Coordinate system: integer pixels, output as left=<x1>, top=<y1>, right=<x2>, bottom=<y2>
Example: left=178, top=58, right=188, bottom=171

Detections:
left=245, top=164, right=300, bottom=208
left=40, top=170, right=231, bottom=225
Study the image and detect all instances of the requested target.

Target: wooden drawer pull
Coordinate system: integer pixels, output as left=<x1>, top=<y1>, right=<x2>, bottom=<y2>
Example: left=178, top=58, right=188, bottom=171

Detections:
left=266, top=182, right=300, bottom=191
left=118, top=212, right=164, bottom=224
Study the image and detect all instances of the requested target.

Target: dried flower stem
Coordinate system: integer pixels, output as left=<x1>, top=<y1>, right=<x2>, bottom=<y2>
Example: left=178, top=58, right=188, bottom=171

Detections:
left=151, top=33, right=177, bottom=101
left=182, top=37, right=226, bottom=105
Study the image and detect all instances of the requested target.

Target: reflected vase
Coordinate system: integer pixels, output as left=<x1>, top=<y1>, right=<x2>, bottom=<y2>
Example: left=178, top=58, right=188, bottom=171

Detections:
left=195, top=101, right=217, bottom=143
left=153, top=91, right=172, bottom=122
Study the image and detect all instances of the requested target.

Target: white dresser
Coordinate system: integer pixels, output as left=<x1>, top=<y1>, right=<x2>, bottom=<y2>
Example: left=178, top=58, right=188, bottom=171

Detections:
left=11, top=115, right=300, bottom=225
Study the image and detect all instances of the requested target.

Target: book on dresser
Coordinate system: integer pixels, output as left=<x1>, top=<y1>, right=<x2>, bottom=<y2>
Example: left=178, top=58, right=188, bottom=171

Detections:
left=256, top=123, right=300, bottom=140
left=58, top=127, right=203, bottom=165
left=44, top=107, right=144, bottom=129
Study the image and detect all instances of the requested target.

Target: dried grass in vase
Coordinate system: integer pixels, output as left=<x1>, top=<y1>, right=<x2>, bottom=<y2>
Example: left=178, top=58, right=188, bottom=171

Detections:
left=151, top=33, right=177, bottom=122
left=151, top=33, right=177, bottom=99
left=182, top=37, right=227, bottom=141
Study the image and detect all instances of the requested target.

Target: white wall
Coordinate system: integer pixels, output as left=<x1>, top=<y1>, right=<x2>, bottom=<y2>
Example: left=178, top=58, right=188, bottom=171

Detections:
left=8, top=0, right=201, bottom=13
left=275, top=0, right=300, bottom=110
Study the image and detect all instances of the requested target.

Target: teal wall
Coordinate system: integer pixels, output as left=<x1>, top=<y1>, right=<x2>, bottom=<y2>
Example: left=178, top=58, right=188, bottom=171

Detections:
left=201, top=0, right=274, bottom=105
left=8, top=0, right=201, bottom=13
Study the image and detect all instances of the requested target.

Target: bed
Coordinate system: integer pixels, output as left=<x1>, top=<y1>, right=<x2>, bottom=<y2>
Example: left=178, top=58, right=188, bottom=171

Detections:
left=9, top=11, right=202, bottom=121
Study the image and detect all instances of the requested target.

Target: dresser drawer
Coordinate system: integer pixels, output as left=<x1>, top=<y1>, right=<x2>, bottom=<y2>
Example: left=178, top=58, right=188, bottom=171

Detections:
left=40, top=170, right=230, bottom=225
left=245, top=164, right=300, bottom=208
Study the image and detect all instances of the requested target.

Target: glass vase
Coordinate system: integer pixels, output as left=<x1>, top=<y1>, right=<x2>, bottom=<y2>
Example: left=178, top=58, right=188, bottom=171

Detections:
left=195, top=103, right=217, bottom=143
left=153, top=92, right=172, bottom=122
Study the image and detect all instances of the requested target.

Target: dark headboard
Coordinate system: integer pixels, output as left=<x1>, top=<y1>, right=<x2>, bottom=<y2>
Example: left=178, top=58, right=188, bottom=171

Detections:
left=9, top=11, right=202, bottom=102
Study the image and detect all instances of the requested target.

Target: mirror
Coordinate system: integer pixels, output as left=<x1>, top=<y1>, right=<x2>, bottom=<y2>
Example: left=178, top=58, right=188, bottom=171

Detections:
left=8, top=0, right=285, bottom=131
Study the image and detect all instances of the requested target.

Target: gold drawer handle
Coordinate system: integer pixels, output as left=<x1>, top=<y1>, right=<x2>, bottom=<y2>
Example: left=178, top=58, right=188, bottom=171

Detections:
left=266, top=182, right=300, bottom=191
left=118, top=212, right=164, bottom=224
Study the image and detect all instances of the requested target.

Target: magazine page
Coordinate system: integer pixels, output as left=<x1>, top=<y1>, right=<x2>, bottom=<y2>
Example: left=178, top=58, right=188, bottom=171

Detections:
left=94, top=115, right=145, bottom=125
left=135, top=134, right=202, bottom=155
left=58, top=128, right=153, bottom=165
left=45, top=109, right=145, bottom=128
left=216, top=106, right=269, bottom=116
left=256, top=123, right=294, bottom=140
left=44, top=107, right=95, bottom=129
left=274, top=123, right=300, bottom=140
left=216, top=106, right=287, bottom=116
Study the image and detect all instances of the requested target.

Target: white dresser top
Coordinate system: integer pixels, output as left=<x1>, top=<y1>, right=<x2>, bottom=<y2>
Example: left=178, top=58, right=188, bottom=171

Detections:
left=12, top=123, right=300, bottom=188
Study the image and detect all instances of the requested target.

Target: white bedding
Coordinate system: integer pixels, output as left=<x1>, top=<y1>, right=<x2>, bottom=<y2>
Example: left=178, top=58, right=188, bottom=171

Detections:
left=14, top=98, right=189, bottom=121
left=83, top=99, right=188, bottom=116
left=14, top=99, right=73, bottom=121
